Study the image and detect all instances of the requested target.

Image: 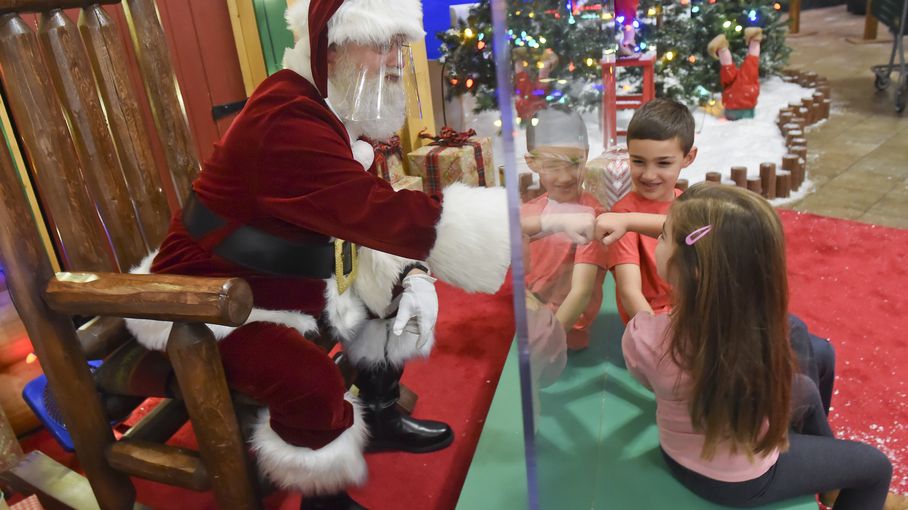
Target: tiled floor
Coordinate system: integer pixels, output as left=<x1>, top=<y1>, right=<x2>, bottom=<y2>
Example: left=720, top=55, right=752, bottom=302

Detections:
left=783, top=5, right=908, bottom=228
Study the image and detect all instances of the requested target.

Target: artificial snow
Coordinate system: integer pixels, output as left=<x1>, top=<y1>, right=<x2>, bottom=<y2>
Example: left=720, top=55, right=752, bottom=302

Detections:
left=450, top=76, right=816, bottom=207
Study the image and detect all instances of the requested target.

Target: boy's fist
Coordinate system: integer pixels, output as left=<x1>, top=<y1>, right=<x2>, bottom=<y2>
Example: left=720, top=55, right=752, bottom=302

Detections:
left=539, top=202, right=595, bottom=244
left=595, top=212, right=630, bottom=246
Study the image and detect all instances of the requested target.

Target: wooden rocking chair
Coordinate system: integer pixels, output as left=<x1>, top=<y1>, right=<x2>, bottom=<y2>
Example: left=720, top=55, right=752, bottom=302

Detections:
left=0, top=1, right=263, bottom=507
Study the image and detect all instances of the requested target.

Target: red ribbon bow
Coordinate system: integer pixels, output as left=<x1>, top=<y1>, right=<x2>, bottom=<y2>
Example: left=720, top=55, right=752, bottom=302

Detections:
left=367, top=135, right=402, bottom=154
left=362, top=135, right=402, bottom=182
left=419, top=127, right=477, bottom=148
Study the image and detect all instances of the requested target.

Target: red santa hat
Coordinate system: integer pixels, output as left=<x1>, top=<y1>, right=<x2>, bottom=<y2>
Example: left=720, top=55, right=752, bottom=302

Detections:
left=284, top=0, right=426, bottom=97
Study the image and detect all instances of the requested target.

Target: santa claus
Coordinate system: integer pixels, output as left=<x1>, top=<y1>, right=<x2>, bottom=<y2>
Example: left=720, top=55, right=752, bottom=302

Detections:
left=125, top=1, right=512, bottom=508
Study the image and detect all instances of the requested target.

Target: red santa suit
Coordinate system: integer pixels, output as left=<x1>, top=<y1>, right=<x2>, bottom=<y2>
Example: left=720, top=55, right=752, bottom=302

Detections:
left=126, top=0, right=510, bottom=496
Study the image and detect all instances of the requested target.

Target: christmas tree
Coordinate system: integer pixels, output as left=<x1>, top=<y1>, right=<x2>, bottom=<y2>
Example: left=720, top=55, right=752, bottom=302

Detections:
left=438, top=1, right=655, bottom=116
left=437, top=1, right=791, bottom=113
left=648, top=0, right=791, bottom=105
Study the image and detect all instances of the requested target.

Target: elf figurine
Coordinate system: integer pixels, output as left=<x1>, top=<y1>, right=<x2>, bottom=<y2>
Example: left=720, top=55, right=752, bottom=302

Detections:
left=616, top=0, right=639, bottom=57
left=708, top=27, right=763, bottom=120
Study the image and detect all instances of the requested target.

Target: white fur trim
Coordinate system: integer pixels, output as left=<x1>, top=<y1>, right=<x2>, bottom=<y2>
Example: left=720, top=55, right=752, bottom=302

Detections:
left=327, top=0, right=425, bottom=46
left=351, top=247, right=416, bottom=317
left=283, top=0, right=424, bottom=91
left=351, top=140, right=375, bottom=170
left=125, top=252, right=319, bottom=351
left=282, top=2, right=315, bottom=87
left=286, top=0, right=425, bottom=47
left=428, top=183, right=511, bottom=293
left=341, top=318, right=433, bottom=367
left=251, top=394, right=368, bottom=495
left=322, top=277, right=368, bottom=342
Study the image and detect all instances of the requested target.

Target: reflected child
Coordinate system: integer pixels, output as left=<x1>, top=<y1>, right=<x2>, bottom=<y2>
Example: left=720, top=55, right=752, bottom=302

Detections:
left=520, top=108, right=608, bottom=351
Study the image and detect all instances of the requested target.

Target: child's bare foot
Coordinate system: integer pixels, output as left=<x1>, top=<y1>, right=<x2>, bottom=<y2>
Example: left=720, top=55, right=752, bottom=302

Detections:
left=707, top=34, right=728, bottom=59
left=884, top=491, right=908, bottom=510
left=744, top=27, right=763, bottom=45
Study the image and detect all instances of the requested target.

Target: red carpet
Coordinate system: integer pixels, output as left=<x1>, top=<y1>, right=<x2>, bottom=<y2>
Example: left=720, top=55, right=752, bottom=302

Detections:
left=18, top=211, right=908, bottom=506
left=19, top=279, right=516, bottom=510
left=781, top=210, right=908, bottom=496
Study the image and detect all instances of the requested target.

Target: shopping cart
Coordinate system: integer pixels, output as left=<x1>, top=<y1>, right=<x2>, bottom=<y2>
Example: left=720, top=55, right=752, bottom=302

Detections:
left=871, top=0, right=908, bottom=112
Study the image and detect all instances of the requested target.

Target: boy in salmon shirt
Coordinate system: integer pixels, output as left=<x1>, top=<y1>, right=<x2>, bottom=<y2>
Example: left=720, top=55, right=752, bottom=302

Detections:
left=608, top=99, right=697, bottom=324
left=521, top=108, right=608, bottom=351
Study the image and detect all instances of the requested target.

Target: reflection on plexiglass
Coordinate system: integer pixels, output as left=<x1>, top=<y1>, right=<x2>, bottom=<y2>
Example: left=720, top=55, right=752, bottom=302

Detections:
left=518, top=108, right=607, bottom=423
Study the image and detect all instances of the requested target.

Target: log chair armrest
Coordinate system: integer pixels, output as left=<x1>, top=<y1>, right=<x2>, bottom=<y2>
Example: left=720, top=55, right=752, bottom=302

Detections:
left=45, top=272, right=252, bottom=326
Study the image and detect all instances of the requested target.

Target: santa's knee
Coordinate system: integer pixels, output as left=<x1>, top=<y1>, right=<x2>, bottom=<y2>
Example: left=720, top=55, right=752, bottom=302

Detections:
left=219, top=322, right=369, bottom=495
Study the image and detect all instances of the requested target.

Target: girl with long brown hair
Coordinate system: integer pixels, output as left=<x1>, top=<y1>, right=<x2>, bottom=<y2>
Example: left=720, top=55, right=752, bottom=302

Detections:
left=620, top=183, right=903, bottom=509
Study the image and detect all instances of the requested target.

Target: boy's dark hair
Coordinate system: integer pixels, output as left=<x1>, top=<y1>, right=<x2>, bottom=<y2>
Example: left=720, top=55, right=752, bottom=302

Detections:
left=627, top=98, right=695, bottom=154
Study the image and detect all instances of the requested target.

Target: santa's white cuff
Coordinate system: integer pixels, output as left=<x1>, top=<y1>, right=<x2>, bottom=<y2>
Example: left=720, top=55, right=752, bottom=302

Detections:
left=341, top=318, right=434, bottom=368
left=250, top=395, right=368, bottom=495
left=427, top=183, right=511, bottom=293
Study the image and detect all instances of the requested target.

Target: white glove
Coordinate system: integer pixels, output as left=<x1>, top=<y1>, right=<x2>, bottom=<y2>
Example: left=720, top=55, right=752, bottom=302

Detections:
left=539, top=201, right=595, bottom=244
left=392, top=273, right=438, bottom=350
left=351, top=140, right=375, bottom=170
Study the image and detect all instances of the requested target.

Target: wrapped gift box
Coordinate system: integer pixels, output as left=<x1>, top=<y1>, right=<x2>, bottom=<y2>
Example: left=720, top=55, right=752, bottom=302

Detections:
left=392, top=175, right=424, bottom=192
left=583, top=145, right=631, bottom=210
left=368, top=136, right=408, bottom=184
left=407, top=128, right=494, bottom=193
left=377, top=152, right=407, bottom=184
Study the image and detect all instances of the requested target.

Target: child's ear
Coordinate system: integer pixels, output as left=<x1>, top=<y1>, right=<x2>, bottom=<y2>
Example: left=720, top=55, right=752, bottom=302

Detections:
left=524, top=154, right=540, bottom=172
left=681, top=146, right=698, bottom=169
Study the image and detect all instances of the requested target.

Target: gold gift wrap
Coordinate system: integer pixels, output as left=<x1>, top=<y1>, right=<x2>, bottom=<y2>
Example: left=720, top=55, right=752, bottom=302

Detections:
left=375, top=151, right=408, bottom=184
left=406, top=137, right=494, bottom=193
left=392, top=175, right=424, bottom=192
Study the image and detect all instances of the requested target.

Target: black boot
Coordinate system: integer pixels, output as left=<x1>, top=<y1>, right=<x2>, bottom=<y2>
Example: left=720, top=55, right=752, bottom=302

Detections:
left=299, top=491, right=368, bottom=510
left=356, top=364, right=454, bottom=453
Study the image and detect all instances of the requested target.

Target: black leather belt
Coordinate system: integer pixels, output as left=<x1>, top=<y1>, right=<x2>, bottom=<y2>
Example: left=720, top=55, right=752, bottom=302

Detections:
left=182, top=192, right=353, bottom=279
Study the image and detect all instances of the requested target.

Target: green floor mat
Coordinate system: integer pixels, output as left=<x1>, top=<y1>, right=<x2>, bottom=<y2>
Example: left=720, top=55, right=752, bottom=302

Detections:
left=459, top=275, right=817, bottom=510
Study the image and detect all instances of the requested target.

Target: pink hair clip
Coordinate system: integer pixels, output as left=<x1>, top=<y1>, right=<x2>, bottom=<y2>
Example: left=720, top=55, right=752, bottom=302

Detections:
left=685, top=225, right=712, bottom=245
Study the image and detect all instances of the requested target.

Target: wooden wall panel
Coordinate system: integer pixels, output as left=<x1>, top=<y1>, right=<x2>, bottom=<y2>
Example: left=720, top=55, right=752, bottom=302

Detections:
left=154, top=0, right=247, bottom=163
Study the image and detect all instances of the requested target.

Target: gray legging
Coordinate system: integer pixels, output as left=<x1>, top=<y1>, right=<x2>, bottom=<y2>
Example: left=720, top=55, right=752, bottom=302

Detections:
left=661, top=375, right=892, bottom=509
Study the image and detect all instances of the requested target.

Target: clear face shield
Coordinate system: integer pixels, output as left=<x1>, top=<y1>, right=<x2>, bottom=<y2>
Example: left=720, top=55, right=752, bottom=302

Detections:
left=331, top=35, right=421, bottom=131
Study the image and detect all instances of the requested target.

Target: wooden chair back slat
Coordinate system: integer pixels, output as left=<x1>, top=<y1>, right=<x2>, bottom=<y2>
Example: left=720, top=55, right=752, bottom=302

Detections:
left=0, top=12, right=114, bottom=272
left=79, top=4, right=170, bottom=249
left=123, top=0, right=198, bottom=205
left=0, top=1, right=120, bottom=14
left=0, top=110, right=136, bottom=509
left=38, top=8, right=148, bottom=270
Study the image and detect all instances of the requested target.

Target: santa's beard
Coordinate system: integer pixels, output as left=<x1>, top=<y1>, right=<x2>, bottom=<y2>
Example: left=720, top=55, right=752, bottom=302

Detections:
left=328, top=57, right=407, bottom=141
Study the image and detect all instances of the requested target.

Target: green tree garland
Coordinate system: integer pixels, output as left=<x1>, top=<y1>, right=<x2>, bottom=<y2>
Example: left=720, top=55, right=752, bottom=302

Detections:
left=438, top=1, right=634, bottom=113
left=437, top=1, right=791, bottom=112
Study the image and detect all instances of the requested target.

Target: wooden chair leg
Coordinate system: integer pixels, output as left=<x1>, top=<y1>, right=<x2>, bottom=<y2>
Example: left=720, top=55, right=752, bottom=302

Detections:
left=167, top=323, right=261, bottom=510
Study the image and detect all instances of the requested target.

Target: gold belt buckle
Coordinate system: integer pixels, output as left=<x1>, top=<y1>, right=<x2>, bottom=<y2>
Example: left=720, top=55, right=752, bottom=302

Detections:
left=334, top=239, right=357, bottom=294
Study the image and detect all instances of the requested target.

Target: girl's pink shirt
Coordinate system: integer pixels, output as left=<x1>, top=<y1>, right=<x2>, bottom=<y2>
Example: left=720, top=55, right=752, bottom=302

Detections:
left=622, top=312, right=780, bottom=482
